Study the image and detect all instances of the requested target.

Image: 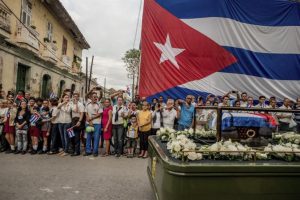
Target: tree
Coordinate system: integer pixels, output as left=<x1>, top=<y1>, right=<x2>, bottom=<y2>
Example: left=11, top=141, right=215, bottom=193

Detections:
left=122, top=49, right=140, bottom=100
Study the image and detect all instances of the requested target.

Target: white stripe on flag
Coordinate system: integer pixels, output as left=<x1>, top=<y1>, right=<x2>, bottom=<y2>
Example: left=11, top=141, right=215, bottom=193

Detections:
left=182, top=17, right=300, bottom=54
left=179, top=72, right=300, bottom=101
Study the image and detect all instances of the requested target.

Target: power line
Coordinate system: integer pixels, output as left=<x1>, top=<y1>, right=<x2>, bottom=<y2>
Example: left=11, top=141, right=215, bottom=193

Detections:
left=0, top=0, right=75, bottom=68
left=133, top=0, right=142, bottom=49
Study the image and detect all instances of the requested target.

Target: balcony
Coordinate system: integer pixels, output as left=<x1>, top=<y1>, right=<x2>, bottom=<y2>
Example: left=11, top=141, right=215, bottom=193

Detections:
left=15, top=23, right=39, bottom=52
left=71, top=61, right=81, bottom=74
left=42, top=42, right=58, bottom=63
left=60, top=55, right=72, bottom=69
left=0, top=3, right=11, bottom=38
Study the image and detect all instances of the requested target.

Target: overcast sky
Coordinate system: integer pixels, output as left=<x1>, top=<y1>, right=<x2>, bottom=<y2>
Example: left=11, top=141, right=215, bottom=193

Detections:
left=60, top=0, right=143, bottom=90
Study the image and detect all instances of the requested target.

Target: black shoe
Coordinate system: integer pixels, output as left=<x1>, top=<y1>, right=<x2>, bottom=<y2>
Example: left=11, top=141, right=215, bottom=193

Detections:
left=14, top=150, right=21, bottom=154
left=71, top=153, right=80, bottom=157
left=5, top=149, right=12, bottom=154
left=83, top=152, right=92, bottom=156
left=38, top=151, right=45, bottom=154
left=116, top=154, right=121, bottom=158
left=21, top=151, right=26, bottom=155
left=93, top=153, right=98, bottom=157
left=31, top=150, right=37, bottom=155
left=0, top=148, right=6, bottom=152
left=47, top=151, right=58, bottom=155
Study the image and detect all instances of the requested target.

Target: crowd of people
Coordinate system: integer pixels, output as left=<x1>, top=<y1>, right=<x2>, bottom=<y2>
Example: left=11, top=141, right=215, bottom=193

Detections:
left=0, top=89, right=299, bottom=158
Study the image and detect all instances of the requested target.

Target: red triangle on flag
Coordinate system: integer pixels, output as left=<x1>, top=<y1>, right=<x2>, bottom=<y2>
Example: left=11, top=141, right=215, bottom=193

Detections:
left=139, top=0, right=237, bottom=97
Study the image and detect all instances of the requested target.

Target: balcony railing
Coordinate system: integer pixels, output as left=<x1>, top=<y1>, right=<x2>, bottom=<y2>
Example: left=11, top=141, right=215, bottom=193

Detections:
left=61, top=55, right=72, bottom=69
left=0, top=3, right=11, bottom=36
left=42, top=42, right=58, bottom=63
left=16, top=23, right=39, bottom=51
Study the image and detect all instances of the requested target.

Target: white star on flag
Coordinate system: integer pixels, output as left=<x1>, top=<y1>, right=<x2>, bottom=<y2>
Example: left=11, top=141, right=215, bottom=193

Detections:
left=154, top=34, right=185, bottom=69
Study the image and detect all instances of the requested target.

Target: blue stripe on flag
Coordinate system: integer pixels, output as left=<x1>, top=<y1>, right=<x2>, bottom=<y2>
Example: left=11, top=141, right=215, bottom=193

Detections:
left=147, top=86, right=211, bottom=101
left=156, top=0, right=300, bottom=26
left=221, top=47, right=300, bottom=80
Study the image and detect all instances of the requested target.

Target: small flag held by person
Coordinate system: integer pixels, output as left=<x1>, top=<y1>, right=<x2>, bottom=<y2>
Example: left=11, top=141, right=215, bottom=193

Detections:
left=67, top=128, right=75, bottom=138
left=126, top=85, right=131, bottom=96
left=49, top=92, right=56, bottom=99
left=5, top=111, right=10, bottom=118
left=30, top=114, right=40, bottom=124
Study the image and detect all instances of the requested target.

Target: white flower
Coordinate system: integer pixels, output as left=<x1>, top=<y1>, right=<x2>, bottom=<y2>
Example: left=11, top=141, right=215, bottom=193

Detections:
left=196, top=153, right=203, bottom=160
left=187, top=152, right=198, bottom=160
left=257, top=153, right=268, bottom=160
left=172, top=141, right=182, bottom=152
left=159, top=127, right=166, bottom=134
left=188, top=128, right=194, bottom=135
left=209, top=142, right=220, bottom=152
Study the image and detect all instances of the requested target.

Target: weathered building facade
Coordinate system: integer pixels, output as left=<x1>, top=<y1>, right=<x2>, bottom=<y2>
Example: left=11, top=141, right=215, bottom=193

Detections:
left=0, top=0, right=94, bottom=98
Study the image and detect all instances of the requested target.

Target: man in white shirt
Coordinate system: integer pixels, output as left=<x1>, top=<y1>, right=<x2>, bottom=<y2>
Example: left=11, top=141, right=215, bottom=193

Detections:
left=85, top=93, right=103, bottom=157
left=162, top=99, right=178, bottom=129
left=240, top=92, right=248, bottom=107
left=255, top=96, right=268, bottom=108
left=277, top=98, right=293, bottom=131
left=112, top=97, right=128, bottom=157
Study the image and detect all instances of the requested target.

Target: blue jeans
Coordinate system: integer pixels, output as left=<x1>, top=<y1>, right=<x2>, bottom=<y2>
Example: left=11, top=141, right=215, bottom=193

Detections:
left=112, top=124, right=124, bottom=155
left=58, top=123, right=71, bottom=152
left=86, top=124, right=101, bottom=154
left=177, top=124, right=191, bottom=131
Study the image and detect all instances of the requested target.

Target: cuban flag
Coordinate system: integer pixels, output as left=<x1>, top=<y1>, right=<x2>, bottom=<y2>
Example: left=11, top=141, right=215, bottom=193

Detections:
left=30, top=114, right=40, bottom=124
left=5, top=111, right=10, bottom=118
left=139, top=0, right=300, bottom=101
left=49, top=92, right=56, bottom=99
left=67, top=128, right=75, bottom=138
left=222, top=112, right=278, bottom=130
left=126, top=85, right=131, bottom=96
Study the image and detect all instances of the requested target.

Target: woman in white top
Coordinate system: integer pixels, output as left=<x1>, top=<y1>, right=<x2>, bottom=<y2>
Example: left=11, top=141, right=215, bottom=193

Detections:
left=151, top=103, right=162, bottom=135
left=48, top=98, right=60, bottom=154
left=70, top=92, right=85, bottom=156
left=57, top=94, right=72, bottom=156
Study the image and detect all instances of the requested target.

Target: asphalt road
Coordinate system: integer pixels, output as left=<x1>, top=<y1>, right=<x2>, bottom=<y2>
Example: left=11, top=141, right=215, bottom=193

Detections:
left=0, top=153, right=154, bottom=200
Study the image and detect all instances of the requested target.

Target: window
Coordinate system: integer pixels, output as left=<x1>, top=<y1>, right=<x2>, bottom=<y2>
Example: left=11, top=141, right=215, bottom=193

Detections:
left=16, top=64, right=29, bottom=92
left=21, top=0, right=32, bottom=27
left=62, top=36, right=68, bottom=55
left=41, top=74, right=51, bottom=98
left=46, top=22, right=53, bottom=42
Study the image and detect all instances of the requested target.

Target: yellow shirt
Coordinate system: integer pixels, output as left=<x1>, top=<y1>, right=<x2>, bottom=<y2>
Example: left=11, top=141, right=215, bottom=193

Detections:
left=138, top=110, right=152, bottom=132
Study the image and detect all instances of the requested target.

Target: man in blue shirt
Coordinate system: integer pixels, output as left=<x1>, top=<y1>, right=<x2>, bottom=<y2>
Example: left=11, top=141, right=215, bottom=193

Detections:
left=178, top=95, right=195, bottom=131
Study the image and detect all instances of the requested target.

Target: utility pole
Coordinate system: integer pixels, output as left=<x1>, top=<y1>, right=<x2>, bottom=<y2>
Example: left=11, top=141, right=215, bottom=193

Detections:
left=103, top=77, right=106, bottom=98
left=85, top=57, right=88, bottom=94
left=88, top=55, right=94, bottom=91
left=132, top=73, right=135, bottom=101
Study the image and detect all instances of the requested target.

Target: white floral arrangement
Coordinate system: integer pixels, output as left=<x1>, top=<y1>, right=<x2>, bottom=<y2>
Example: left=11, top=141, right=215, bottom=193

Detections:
left=157, top=129, right=300, bottom=162
left=200, top=139, right=254, bottom=161
left=157, top=127, right=194, bottom=141
left=264, top=143, right=300, bottom=161
left=166, top=134, right=203, bottom=161
left=273, top=132, right=300, bottom=145
left=195, top=129, right=216, bottom=139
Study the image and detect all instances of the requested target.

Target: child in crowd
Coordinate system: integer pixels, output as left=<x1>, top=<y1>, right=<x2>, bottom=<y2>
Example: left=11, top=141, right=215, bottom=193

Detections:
left=3, top=101, right=17, bottom=153
left=14, top=100, right=30, bottom=154
left=126, top=115, right=138, bottom=158
left=29, top=107, right=41, bottom=154
left=40, top=107, right=51, bottom=154
left=0, top=100, right=8, bottom=151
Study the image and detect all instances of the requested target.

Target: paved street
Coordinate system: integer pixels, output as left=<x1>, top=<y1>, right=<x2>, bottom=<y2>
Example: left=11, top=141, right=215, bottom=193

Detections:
left=0, top=153, right=154, bottom=200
